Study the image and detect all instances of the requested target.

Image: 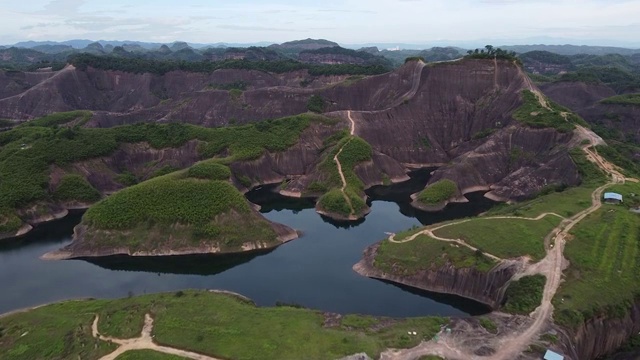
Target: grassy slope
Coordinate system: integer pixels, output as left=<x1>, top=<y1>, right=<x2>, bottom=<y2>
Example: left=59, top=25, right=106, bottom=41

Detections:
left=554, top=181, right=640, bottom=329
left=0, top=291, right=446, bottom=360
left=512, top=90, right=585, bottom=132
left=374, top=235, right=497, bottom=275
left=80, top=166, right=277, bottom=252
left=432, top=216, right=561, bottom=261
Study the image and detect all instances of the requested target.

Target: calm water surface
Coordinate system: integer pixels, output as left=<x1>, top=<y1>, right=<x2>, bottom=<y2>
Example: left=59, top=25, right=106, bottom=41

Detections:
left=0, top=170, right=496, bottom=317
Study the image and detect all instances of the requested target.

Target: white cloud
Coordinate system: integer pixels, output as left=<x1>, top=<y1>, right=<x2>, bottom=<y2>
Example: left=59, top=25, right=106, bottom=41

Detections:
left=0, top=0, right=639, bottom=46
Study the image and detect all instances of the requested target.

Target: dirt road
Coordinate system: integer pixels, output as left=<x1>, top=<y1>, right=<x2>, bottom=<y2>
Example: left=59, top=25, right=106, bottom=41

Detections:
left=93, top=314, right=221, bottom=360
left=380, top=124, right=633, bottom=359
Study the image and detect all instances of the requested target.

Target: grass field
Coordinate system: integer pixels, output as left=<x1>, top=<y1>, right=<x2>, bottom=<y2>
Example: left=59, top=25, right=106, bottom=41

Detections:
left=432, top=216, right=561, bottom=261
left=374, top=235, right=497, bottom=275
left=0, top=291, right=446, bottom=360
left=553, top=182, right=640, bottom=329
left=487, top=185, right=597, bottom=219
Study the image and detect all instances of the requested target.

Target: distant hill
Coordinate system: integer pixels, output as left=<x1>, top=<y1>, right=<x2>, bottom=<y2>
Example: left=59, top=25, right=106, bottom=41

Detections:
left=268, top=39, right=339, bottom=56
left=502, top=44, right=640, bottom=56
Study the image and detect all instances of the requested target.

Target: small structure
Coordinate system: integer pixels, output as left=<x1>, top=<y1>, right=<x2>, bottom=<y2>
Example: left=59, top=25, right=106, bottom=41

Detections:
left=544, top=349, right=564, bottom=360
left=604, top=192, right=623, bottom=204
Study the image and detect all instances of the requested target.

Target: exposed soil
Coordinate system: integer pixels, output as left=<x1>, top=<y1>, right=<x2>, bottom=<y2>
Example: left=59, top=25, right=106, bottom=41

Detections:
left=92, top=313, right=221, bottom=360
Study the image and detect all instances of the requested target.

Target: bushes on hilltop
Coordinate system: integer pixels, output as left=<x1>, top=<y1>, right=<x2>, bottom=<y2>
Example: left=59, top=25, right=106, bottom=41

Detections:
left=465, top=45, right=519, bottom=62
left=417, top=180, right=457, bottom=205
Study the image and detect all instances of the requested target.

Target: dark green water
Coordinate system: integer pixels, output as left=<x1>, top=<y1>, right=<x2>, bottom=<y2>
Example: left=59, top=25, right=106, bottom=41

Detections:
left=0, top=170, right=496, bottom=317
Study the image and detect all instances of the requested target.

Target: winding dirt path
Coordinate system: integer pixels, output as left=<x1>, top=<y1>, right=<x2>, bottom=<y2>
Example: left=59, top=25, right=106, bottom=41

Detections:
left=388, top=212, right=565, bottom=263
left=92, top=314, right=221, bottom=360
left=380, top=122, right=635, bottom=359
left=329, top=111, right=358, bottom=217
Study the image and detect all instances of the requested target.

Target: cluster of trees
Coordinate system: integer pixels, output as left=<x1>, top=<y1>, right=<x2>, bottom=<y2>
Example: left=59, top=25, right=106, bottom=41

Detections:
left=465, top=45, right=519, bottom=61
left=417, top=179, right=457, bottom=205
left=68, top=53, right=390, bottom=76
left=84, top=178, right=250, bottom=230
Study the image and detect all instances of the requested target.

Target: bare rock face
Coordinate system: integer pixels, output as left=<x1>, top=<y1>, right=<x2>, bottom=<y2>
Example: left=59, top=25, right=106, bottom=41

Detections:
left=559, top=300, right=640, bottom=360
left=353, top=243, right=523, bottom=309
left=298, top=52, right=367, bottom=65
left=541, top=81, right=640, bottom=143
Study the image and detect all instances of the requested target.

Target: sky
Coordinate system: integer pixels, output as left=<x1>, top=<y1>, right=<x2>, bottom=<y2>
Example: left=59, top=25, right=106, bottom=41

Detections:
left=1, top=0, right=640, bottom=47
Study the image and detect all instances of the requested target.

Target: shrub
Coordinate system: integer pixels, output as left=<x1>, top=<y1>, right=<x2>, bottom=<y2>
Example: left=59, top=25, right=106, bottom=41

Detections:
left=502, top=275, right=546, bottom=315
left=53, top=174, right=101, bottom=202
left=115, top=172, right=138, bottom=186
left=478, top=318, right=498, bottom=334
left=417, top=180, right=457, bottom=205
left=187, top=162, right=231, bottom=180
left=307, top=95, right=326, bottom=113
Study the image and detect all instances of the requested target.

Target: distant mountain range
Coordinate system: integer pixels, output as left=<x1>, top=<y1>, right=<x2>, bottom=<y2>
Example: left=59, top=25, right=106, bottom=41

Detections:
left=5, top=38, right=640, bottom=56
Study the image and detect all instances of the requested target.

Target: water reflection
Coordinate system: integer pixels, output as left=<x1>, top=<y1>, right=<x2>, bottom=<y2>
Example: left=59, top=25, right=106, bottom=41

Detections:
left=84, top=250, right=274, bottom=276
left=0, top=169, right=497, bottom=317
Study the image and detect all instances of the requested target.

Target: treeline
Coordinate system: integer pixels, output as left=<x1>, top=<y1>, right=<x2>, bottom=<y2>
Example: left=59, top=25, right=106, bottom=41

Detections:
left=67, top=53, right=390, bottom=76
left=465, top=45, right=519, bottom=61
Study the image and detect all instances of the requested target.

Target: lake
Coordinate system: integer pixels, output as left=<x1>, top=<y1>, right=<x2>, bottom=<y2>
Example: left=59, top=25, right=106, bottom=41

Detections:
left=0, top=170, right=496, bottom=317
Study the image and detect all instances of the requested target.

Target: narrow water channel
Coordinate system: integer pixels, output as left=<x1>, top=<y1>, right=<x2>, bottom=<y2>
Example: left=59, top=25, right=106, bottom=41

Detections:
left=0, top=170, right=496, bottom=317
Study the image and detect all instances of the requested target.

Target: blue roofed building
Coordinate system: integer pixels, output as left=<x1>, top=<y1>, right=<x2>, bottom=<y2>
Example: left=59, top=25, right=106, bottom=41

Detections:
left=604, top=192, right=623, bottom=204
left=544, top=349, right=564, bottom=360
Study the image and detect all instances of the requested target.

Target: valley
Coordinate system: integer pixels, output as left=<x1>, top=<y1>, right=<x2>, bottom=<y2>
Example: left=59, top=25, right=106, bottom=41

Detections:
left=0, top=40, right=639, bottom=360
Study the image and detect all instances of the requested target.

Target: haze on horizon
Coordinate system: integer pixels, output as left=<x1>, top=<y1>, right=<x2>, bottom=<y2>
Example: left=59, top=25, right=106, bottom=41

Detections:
left=1, top=0, right=640, bottom=47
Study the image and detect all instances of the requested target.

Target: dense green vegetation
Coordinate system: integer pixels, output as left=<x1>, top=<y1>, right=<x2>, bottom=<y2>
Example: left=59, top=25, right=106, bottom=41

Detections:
left=85, top=178, right=248, bottom=230
left=307, top=95, right=326, bottom=113
left=186, top=162, right=231, bottom=180
left=512, top=90, right=584, bottom=132
left=0, top=113, right=325, bottom=232
left=502, top=275, right=546, bottom=314
left=374, top=234, right=497, bottom=275
left=68, top=53, right=390, bottom=76
left=316, top=136, right=373, bottom=217
left=433, top=216, right=560, bottom=261
left=81, top=171, right=278, bottom=250
left=600, top=93, right=640, bottom=106
left=0, top=291, right=446, bottom=360
left=53, top=174, right=101, bottom=203
left=554, top=182, right=640, bottom=329
left=416, top=179, right=457, bottom=205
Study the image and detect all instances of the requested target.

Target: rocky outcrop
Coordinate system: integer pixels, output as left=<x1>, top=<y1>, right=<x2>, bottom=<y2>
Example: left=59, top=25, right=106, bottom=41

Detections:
left=353, top=243, right=523, bottom=309
left=541, top=81, right=640, bottom=143
left=557, top=300, right=640, bottom=360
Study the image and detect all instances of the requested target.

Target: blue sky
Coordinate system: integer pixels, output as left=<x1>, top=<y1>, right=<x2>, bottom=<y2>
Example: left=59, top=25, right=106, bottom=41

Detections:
left=2, top=0, right=640, bottom=46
